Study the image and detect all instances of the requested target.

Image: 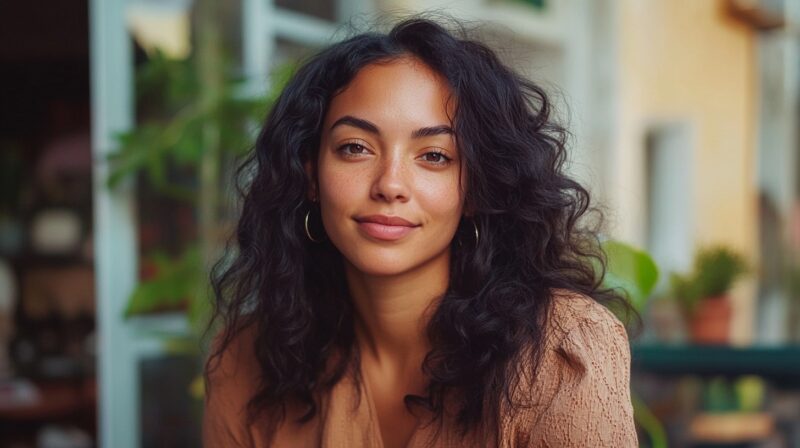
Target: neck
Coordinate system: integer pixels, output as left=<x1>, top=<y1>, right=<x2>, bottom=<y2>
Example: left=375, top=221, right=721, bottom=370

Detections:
left=345, top=251, right=450, bottom=374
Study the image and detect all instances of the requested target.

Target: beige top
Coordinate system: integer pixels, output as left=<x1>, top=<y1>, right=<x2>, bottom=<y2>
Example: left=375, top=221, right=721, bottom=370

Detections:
left=203, top=291, right=638, bottom=447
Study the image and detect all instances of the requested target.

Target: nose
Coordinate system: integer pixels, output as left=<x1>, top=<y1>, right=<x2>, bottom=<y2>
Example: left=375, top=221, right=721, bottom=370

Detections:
left=370, top=150, right=410, bottom=203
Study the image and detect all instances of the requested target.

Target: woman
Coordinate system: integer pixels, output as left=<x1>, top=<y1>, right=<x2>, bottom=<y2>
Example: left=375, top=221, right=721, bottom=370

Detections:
left=203, top=17, right=640, bottom=448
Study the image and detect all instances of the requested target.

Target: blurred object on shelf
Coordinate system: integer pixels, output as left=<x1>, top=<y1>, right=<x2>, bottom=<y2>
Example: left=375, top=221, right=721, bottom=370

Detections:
left=10, top=314, right=95, bottom=381
left=36, top=133, right=92, bottom=185
left=670, top=246, right=749, bottom=345
left=702, top=376, right=766, bottom=413
left=689, top=412, right=774, bottom=445
left=30, top=209, right=84, bottom=255
left=0, top=377, right=95, bottom=417
left=11, top=265, right=95, bottom=380
left=0, top=377, right=96, bottom=446
left=21, top=267, right=94, bottom=319
left=0, top=258, right=17, bottom=379
left=0, top=378, right=40, bottom=410
left=691, top=375, right=771, bottom=445
left=37, top=424, right=92, bottom=448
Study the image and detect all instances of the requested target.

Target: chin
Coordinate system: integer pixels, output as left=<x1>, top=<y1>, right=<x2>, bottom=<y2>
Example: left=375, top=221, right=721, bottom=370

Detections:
left=346, top=252, right=419, bottom=277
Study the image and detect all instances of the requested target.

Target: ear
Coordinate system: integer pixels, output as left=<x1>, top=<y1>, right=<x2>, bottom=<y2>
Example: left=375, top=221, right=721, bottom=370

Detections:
left=304, top=159, right=318, bottom=201
left=462, top=197, right=476, bottom=218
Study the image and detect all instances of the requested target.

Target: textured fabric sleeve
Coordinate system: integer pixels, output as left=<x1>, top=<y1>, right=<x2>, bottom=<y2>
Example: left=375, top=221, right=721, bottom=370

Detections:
left=525, top=306, right=638, bottom=447
left=202, top=329, right=256, bottom=448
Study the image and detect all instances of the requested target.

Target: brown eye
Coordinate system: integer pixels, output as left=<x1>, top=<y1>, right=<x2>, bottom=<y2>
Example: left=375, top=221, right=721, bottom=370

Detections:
left=421, top=150, right=452, bottom=165
left=337, top=143, right=369, bottom=157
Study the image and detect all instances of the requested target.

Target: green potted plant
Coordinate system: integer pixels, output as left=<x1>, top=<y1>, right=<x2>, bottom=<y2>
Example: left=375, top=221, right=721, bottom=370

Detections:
left=670, top=246, right=748, bottom=345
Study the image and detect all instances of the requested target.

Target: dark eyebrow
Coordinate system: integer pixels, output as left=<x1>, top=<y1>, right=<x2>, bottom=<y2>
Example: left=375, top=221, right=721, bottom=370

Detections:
left=330, top=115, right=380, bottom=135
left=329, top=115, right=454, bottom=139
left=411, top=125, right=454, bottom=139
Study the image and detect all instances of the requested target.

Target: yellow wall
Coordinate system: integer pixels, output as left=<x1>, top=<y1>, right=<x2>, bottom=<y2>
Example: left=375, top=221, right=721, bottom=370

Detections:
left=612, top=0, right=758, bottom=343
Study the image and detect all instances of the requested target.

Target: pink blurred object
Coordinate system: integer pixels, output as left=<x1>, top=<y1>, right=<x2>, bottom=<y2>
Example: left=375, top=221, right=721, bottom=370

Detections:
left=36, top=132, right=92, bottom=182
left=0, top=378, right=40, bottom=409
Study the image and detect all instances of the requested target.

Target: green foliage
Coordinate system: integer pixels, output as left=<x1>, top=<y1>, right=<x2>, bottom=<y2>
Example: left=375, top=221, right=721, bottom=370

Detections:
left=735, top=376, right=766, bottom=413
left=705, top=377, right=739, bottom=413
left=694, top=247, right=749, bottom=297
left=124, top=246, right=200, bottom=317
left=669, top=271, right=702, bottom=315
left=600, top=240, right=660, bottom=312
left=632, top=394, right=668, bottom=448
left=703, top=376, right=764, bottom=413
left=671, top=246, right=748, bottom=316
left=107, top=48, right=293, bottom=327
left=106, top=49, right=280, bottom=200
left=597, top=241, right=665, bottom=448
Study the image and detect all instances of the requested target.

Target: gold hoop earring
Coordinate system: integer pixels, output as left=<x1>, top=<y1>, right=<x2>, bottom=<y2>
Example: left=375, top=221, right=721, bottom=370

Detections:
left=304, top=207, right=325, bottom=243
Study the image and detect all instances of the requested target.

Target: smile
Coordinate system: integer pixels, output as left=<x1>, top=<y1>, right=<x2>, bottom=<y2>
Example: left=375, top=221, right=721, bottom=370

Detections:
left=354, top=215, right=420, bottom=241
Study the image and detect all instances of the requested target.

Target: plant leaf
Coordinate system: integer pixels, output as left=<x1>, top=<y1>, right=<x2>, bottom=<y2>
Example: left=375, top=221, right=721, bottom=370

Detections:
left=601, top=240, right=659, bottom=312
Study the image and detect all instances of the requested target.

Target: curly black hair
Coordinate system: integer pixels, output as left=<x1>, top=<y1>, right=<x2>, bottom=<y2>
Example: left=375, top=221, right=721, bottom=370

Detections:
left=205, top=15, right=638, bottom=445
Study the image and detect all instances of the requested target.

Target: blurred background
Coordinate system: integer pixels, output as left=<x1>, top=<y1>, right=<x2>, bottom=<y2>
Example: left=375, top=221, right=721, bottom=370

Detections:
left=0, top=0, right=799, bottom=446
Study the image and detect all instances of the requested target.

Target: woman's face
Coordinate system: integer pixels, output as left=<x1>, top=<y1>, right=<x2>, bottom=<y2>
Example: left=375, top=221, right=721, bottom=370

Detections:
left=310, top=57, right=466, bottom=277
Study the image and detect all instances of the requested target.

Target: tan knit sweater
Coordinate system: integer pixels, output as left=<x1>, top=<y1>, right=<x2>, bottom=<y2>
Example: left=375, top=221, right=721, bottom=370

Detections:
left=203, top=290, right=638, bottom=447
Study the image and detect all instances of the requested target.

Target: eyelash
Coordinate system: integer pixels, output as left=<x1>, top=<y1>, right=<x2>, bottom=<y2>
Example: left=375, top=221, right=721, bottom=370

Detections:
left=336, top=142, right=453, bottom=166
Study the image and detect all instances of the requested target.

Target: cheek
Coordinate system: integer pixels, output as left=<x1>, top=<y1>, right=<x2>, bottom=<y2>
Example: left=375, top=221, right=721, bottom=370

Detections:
left=416, top=173, right=464, bottom=224
left=316, top=162, right=367, bottom=243
left=317, top=163, right=364, bottom=210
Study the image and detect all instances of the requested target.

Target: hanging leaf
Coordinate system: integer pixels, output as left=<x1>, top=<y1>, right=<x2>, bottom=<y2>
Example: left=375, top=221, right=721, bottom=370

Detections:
left=600, top=240, right=659, bottom=312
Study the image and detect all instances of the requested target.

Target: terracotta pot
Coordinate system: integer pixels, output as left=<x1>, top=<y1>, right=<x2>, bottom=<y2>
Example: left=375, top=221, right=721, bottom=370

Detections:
left=689, top=295, right=732, bottom=345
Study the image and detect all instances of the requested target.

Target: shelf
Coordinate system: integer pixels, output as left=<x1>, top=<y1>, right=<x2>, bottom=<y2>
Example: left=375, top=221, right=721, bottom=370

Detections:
left=4, top=252, right=92, bottom=268
left=127, top=312, right=191, bottom=339
left=632, top=344, right=800, bottom=386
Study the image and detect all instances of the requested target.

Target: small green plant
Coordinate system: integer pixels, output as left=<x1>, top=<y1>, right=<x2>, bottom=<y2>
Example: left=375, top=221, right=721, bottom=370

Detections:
left=671, top=246, right=748, bottom=317
left=704, top=375, right=765, bottom=413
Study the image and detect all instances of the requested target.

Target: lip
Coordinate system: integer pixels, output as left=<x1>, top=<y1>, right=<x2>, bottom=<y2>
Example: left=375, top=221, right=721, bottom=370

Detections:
left=354, top=214, right=420, bottom=241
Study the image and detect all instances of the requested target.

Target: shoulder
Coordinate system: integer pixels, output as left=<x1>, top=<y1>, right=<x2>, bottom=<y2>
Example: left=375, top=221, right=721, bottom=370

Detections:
left=206, top=321, right=261, bottom=387
left=203, top=322, right=330, bottom=447
left=547, top=288, right=631, bottom=377
left=546, top=288, right=627, bottom=344
left=536, top=288, right=631, bottom=382
left=203, top=322, right=261, bottom=447
left=504, top=289, right=637, bottom=446
left=512, top=288, right=631, bottom=395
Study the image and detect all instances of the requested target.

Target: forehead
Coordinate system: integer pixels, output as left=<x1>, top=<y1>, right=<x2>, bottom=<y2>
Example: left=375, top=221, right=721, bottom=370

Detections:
left=323, top=57, right=456, bottom=131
